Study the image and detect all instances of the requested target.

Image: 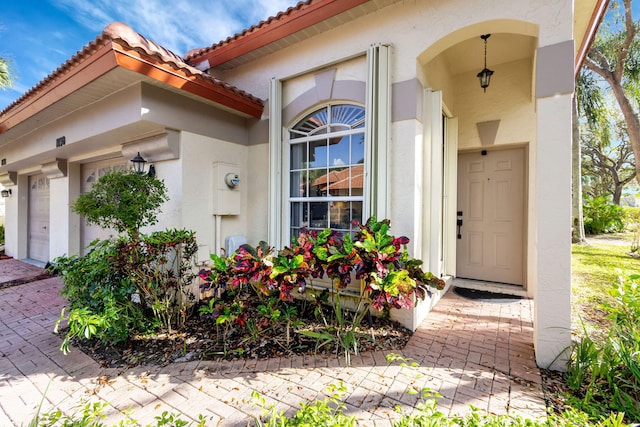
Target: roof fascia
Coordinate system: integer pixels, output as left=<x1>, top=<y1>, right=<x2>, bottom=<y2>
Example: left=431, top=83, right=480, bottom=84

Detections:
left=112, top=43, right=263, bottom=118
left=196, top=0, right=369, bottom=68
left=0, top=43, right=118, bottom=134
left=575, top=0, right=610, bottom=77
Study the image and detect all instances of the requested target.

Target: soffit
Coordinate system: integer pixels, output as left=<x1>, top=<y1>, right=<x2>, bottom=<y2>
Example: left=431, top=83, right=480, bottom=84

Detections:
left=0, top=22, right=264, bottom=142
left=0, top=67, right=249, bottom=145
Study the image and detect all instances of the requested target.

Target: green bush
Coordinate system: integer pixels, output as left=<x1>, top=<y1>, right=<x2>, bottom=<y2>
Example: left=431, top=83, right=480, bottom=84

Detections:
left=115, top=229, right=199, bottom=332
left=71, top=169, right=167, bottom=241
left=51, top=239, right=152, bottom=353
left=566, top=274, right=640, bottom=422
left=0, top=223, right=4, bottom=244
left=583, top=196, right=625, bottom=235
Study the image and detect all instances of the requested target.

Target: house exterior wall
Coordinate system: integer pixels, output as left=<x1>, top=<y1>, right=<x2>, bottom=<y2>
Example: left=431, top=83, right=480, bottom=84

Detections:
left=0, top=0, right=579, bottom=369
left=213, top=0, right=574, bottom=368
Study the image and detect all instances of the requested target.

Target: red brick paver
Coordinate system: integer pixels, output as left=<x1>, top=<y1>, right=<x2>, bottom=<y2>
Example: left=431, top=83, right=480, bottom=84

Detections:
left=0, top=259, right=546, bottom=426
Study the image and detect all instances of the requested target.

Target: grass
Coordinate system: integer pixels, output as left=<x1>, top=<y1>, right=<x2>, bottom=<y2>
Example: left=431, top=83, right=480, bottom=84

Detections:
left=572, top=232, right=639, bottom=334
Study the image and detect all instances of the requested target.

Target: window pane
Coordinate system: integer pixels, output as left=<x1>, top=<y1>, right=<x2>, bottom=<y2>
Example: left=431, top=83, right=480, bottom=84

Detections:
left=351, top=134, right=365, bottom=165
left=327, top=167, right=348, bottom=196
left=329, top=201, right=352, bottom=230
left=351, top=201, right=363, bottom=227
left=290, top=202, right=308, bottom=228
left=351, top=165, right=365, bottom=196
left=290, top=171, right=307, bottom=197
left=290, top=143, right=307, bottom=170
left=292, top=107, right=328, bottom=136
left=309, top=139, right=328, bottom=168
left=309, top=170, right=328, bottom=196
left=328, top=135, right=350, bottom=167
left=309, top=202, right=328, bottom=229
left=332, top=104, right=365, bottom=128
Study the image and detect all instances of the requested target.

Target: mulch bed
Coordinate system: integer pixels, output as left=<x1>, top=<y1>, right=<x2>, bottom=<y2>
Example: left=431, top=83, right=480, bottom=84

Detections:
left=68, top=295, right=412, bottom=369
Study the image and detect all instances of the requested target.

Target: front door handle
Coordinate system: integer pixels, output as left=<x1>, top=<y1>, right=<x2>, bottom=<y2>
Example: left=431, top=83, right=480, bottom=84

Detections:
left=457, top=211, right=463, bottom=239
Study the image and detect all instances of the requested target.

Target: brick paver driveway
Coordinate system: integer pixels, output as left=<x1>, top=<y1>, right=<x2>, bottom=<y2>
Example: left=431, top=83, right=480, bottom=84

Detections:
left=0, top=259, right=546, bottom=426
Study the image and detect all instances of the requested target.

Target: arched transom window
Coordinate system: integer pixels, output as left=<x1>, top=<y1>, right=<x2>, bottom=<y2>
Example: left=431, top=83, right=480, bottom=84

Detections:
left=288, top=104, right=366, bottom=239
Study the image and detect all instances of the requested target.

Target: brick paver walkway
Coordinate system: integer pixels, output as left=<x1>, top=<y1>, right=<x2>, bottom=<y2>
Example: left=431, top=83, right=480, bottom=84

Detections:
left=0, top=259, right=546, bottom=426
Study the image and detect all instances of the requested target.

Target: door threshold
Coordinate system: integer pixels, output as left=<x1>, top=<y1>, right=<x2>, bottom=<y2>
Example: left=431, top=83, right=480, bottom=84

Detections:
left=452, top=278, right=527, bottom=298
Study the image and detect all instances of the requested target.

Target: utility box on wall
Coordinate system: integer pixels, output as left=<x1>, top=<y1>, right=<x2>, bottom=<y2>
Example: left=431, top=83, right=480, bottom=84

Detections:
left=212, top=162, right=241, bottom=215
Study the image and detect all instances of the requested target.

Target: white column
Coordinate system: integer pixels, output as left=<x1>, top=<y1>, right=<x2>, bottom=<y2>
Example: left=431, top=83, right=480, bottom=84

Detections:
left=534, top=94, right=573, bottom=370
left=268, top=78, right=283, bottom=249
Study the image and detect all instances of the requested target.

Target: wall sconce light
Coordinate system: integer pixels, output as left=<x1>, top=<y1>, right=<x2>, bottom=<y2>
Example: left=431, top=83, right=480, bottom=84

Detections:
left=1, top=189, right=12, bottom=198
left=130, top=152, right=156, bottom=177
left=477, top=34, right=494, bottom=92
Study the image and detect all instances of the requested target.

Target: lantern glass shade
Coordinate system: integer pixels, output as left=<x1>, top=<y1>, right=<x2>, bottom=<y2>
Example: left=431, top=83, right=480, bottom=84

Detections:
left=477, top=68, right=494, bottom=92
left=131, top=152, right=147, bottom=174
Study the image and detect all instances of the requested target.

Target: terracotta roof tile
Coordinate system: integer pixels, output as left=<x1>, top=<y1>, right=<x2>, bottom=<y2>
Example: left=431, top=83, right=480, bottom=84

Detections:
left=184, top=0, right=313, bottom=63
left=1, top=22, right=263, bottom=119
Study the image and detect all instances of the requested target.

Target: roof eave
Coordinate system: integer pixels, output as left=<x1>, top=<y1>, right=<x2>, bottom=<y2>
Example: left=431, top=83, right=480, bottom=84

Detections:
left=112, top=44, right=264, bottom=118
left=190, top=0, right=369, bottom=68
left=575, top=0, right=610, bottom=77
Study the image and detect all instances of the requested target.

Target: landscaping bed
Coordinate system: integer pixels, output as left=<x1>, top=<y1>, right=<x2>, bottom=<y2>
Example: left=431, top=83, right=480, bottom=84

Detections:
left=67, top=292, right=412, bottom=368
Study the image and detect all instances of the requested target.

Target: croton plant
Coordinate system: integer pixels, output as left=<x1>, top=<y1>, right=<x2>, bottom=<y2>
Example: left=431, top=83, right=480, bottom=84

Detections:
left=200, top=217, right=445, bottom=313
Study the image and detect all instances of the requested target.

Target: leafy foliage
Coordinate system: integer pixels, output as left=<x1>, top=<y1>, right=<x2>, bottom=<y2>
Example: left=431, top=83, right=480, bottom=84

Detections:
left=30, top=399, right=205, bottom=427
left=200, top=216, right=445, bottom=365
left=51, top=239, right=150, bottom=353
left=583, top=196, right=626, bottom=234
left=71, top=169, right=167, bottom=240
left=567, top=274, right=640, bottom=422
left=114, top=229, right=199, bottom=332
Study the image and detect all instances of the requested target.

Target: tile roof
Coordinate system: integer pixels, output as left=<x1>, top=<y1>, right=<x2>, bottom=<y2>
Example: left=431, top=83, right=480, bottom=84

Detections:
left=185, top=0, right=368, bottom=69
left=0, top=22, right=264, bottom=131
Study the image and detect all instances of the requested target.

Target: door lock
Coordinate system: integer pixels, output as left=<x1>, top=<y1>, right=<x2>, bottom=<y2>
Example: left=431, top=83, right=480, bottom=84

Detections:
left=456, top=211, right=463, bottom=239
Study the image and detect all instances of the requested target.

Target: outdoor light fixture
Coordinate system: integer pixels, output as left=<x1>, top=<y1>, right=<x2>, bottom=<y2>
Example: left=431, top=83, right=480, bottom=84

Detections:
left=1, top=189, right=11, bottom=198
left=477, top=34, right=494, bottom=92
left=131, top=152, right=155, bottom=177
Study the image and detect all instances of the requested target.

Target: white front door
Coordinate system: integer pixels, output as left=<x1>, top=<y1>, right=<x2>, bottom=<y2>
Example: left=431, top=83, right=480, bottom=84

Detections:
left=80, top=158, right=127, bottom=252
left=28, top=174, right=50, bottom=262
left=456, top=147, right=525, bottom=285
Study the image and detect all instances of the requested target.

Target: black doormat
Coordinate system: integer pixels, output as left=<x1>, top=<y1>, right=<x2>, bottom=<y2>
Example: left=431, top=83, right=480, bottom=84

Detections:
left=453, top=286, right=523, bottom=304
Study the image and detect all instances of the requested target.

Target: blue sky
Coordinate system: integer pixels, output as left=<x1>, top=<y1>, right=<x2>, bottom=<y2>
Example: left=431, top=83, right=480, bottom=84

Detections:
left=0, top=0, right=297, bottom=110
left=1, top=1, right=638, bottom=112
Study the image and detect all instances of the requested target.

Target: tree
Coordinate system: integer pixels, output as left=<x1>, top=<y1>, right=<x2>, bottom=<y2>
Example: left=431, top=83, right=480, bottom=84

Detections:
left=581, top=108, right=636, bottom=204
left=71, top=169, right=168, bottom=241
left=584, top=0, right=640, bottom=185
left=0, top=57, right=13, bottom=90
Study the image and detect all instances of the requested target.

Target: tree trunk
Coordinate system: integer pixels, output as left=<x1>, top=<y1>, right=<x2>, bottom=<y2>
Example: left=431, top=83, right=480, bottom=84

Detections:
left=610, top=82, right=640, bottom=186
left=572, top=95, right=586, bottom=243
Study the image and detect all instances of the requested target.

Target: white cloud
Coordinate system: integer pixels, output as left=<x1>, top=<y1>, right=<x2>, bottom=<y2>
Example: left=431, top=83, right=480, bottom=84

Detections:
left=51, top=0, right=299, bottom=55
left=333, top=158, right=346, bottom=166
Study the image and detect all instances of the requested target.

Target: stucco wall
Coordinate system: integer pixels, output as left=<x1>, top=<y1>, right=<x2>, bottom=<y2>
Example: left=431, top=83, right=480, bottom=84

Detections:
left=179, top=132, right=249, bottom=257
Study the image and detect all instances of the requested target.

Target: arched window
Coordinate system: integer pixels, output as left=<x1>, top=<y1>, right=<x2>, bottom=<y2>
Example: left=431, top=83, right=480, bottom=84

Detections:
left=287, top=104, right=365, bottom=239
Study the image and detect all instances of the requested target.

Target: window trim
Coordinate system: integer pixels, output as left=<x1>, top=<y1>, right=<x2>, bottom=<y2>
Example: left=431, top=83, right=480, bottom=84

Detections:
left=285, top=102, right=366, bottom=242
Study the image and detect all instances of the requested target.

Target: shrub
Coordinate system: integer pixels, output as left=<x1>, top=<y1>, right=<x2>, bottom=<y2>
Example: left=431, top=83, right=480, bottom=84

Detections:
left=567, top=274, right=640, bottom=422
left=583, top=196, right=625, bottom=235
left=52, top=239, right=151, bottom=354
left=71, top=169, right=167, bottom=241
left=115, top=229, right=199, bottom=332
left=0, top=223, right=4, bottom=244
left=201, top=217, right=445, bottom=365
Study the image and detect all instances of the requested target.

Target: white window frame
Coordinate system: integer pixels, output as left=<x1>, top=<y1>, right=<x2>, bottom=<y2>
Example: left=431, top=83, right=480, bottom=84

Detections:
left=268, top=44, right=391, bottom=248
left=284, top=103, right=366, bottom=242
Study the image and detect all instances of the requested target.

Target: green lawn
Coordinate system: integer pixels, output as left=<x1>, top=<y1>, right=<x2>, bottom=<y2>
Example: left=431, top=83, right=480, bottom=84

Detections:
left=572, top=235, right=639, bottom=332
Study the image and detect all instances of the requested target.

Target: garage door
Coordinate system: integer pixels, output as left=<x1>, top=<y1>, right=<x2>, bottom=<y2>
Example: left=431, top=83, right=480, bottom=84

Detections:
left=81, top=158, right=127, bottom=253
left=28, top=174, right=50, bottom=262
